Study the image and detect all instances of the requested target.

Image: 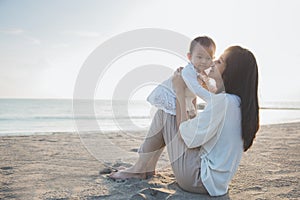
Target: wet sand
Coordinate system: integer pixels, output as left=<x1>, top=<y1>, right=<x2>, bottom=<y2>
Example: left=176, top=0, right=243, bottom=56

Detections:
left=0, top=122, right=299, bottom=199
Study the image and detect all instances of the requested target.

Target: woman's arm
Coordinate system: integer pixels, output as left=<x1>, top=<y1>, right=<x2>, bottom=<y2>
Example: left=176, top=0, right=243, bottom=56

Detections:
left=175, top=91, right=187, bottom=129
left=173, top=71, right=188, bottom=128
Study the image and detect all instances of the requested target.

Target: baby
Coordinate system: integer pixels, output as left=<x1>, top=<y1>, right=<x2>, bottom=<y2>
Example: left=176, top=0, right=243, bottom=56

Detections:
left=147, top=36, right=216, bottom=117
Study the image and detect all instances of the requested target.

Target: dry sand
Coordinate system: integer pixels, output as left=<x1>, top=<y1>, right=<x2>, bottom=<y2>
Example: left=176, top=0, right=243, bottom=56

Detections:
left=0, top=122, right=299, bottom=200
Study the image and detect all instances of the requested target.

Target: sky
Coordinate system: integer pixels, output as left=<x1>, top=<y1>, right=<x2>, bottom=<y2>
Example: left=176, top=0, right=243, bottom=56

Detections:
left=0, top=0, right=300, bottom=102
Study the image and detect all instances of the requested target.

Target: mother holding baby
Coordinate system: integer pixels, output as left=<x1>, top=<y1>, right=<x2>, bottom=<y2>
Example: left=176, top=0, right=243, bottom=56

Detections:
left=110, top=40, right=259, bottom=196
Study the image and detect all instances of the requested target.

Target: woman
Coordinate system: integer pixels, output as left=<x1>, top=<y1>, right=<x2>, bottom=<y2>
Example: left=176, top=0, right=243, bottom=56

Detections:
left=110, top=46, right=259, bottom=196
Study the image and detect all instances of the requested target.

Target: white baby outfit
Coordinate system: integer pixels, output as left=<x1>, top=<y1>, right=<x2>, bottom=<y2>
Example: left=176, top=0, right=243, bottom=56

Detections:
left=147, top=63, right=200, bottom=115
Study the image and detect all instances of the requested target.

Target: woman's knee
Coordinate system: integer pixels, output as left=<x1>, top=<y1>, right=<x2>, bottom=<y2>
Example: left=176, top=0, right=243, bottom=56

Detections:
left=177, top=180, right=208, bottom=194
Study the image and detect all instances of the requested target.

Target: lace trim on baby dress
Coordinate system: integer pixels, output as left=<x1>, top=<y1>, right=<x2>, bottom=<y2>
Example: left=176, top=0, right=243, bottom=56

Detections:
left=147, top=85, right=176, bottom=115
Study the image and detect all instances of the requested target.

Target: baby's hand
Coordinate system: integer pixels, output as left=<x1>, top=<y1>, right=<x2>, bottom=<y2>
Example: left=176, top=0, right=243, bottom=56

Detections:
left=198, top=73, right=217, bottom=93
left=197, top=73, right=208, bottom=84
left=198, top=73, right=209, bottom=83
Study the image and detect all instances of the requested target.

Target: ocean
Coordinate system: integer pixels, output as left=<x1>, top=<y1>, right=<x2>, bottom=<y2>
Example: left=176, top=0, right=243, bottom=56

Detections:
left=0, top=99, right=300, bottom=136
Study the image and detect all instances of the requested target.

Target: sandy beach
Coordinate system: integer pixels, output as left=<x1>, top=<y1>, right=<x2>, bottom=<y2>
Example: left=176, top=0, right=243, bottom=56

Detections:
left=0, top=122, right=299, bottom=200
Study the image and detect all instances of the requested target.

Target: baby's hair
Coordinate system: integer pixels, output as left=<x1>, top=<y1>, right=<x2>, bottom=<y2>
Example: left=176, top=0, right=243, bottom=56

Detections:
left=189, top=36, right=216, bottom=58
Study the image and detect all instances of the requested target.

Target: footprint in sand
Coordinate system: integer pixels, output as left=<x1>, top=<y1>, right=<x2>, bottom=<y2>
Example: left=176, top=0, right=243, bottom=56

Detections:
left=0, top=166, right=13, bottom=175
left=130, top=188, right=172, bottom=200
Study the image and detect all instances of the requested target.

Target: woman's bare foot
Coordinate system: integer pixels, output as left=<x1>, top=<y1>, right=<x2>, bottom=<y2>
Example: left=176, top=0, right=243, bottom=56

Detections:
left=108, top=167, right=156, bottom=180
left=109, top=170, right=146, bottom=180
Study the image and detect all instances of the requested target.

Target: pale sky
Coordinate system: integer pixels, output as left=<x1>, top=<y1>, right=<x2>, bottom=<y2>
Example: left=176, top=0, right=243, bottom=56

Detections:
left=1, top=0, right=300, bottom=102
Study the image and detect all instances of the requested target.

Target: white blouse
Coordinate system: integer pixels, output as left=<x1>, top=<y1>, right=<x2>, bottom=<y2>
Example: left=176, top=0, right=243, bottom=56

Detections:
left=179, top=89, right=244, bottom=196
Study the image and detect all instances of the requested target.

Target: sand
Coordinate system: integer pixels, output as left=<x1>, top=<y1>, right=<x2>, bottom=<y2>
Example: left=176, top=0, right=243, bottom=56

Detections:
left=0, top=122, right=299, bottom=200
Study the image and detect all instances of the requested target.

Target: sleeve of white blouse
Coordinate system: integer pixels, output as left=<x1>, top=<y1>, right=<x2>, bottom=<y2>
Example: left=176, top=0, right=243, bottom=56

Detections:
left=179, top=94, right=227, bottom=149
left=181, top=64, right=211, bottom=102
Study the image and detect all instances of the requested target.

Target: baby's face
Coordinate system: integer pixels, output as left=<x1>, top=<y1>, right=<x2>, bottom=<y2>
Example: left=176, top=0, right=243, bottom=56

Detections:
left=188, top=44, right=214, bottom=73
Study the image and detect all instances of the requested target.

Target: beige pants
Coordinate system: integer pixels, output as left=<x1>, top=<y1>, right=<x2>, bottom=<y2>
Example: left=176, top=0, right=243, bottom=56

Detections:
left=139, top=110, right=208, bottom=194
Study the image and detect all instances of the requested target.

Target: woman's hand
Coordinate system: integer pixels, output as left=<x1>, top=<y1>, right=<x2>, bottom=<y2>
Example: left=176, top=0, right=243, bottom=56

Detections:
left=172, top=67, right=186, bottom=95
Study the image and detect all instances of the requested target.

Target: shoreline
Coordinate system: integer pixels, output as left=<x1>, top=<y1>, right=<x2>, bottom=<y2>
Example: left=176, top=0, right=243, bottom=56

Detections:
left=1, top=122, right=299, bottom=199
left=1, top=120, right=300, bottom=137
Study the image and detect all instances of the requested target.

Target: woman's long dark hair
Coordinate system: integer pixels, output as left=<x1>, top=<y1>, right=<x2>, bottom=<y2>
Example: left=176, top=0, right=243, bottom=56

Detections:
left=222, top=46, right=259, bottom=151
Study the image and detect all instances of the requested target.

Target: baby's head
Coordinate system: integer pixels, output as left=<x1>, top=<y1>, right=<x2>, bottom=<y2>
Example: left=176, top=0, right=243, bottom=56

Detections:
left=188, top=36, right=216, bottom=73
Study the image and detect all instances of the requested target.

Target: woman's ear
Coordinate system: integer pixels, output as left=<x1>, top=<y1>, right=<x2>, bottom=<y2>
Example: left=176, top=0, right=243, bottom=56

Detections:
left=187, top=52, right=192, bottom=61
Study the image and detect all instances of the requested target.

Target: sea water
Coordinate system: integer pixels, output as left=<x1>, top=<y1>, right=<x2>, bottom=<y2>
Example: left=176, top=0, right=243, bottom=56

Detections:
left=0, top=99, right=300, bottom=136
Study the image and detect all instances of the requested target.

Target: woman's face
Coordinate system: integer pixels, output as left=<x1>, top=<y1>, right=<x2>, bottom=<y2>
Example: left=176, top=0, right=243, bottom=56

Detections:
left=208, top=52, right=228, bottom=80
